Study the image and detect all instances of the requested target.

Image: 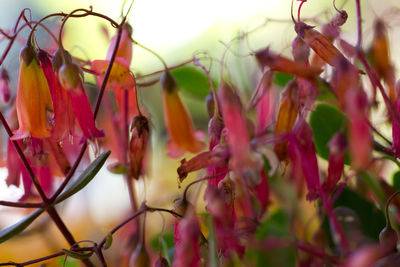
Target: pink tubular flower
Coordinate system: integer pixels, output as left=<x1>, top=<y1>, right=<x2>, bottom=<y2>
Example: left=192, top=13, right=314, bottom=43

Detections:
left=56, top=55, right=104, bottom=141
left=12, top=45, right=53, bottom=140
left=322, top=132, right=346, bottom=195
left=345, top=89, right=371, bottom=170
left=205, top=181, right=244, bottom=257
left=173, top=209, right=201, bottom=267
left=161, top=72, right=204, bottom=157
left=288, top=117, right=321, bottom=201
left=218, top=81, right=252, bottom=171
left=39, top=50, right=75, bottom=141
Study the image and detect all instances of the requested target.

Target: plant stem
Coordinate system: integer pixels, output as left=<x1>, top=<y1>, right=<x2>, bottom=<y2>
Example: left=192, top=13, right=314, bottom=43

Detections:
left=0, top=200, right=42, bottom=208
left=355, top=0, right=362, bottom=49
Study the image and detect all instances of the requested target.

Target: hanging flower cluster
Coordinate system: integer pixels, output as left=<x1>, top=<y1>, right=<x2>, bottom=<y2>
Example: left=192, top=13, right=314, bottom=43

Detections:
left=2, top=1, right=400, bottom=266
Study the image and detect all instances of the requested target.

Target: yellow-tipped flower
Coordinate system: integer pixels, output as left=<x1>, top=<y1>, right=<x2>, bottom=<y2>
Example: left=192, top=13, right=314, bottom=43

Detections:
left=13, top=45, right=53, bottom=139
left=161, top=72, right=204, bottom=157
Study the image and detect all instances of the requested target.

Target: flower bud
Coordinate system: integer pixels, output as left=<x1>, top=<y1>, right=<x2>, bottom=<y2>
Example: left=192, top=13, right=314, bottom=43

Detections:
left=20, top=45, right=37, bottom=66
left=206, top=93, right=214, bottom=118
left=379, top=226, right=398, bottom=252
left=52, top=49, right=72, bottom=72
left=154, top=256, right=169, bottom=267
left=58, top=62, right=83, bottom=90
left=173, top=198, right=189, bottom=217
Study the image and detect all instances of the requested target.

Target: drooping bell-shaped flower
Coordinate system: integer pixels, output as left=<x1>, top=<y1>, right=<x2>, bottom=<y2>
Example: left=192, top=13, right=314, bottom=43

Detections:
left=39, top=49, right=75, bottom=141
left=322, top=132, right=347, bottom=195
left=288, top=117, right=321, bottom=201
left=173, top=209, right=201, bottom=267
left=58, top=58, right=104, bottom=141
left=161, top=71, right=204, bottom=157
left=91, top=23, right=136, bottom=121
left=274, top=80, right=299, bottom=161
left=370, top=19, right=395, bottom=101
left=12, top=45, right=53, bottom=139
left=218, top=81, right=253, bottom=172
left=345, top=89, right=372, bottom=170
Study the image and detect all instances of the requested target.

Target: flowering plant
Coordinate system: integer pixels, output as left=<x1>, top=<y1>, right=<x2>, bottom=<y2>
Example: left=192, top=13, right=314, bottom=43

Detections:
left=0, top=1, right=400, bottom=266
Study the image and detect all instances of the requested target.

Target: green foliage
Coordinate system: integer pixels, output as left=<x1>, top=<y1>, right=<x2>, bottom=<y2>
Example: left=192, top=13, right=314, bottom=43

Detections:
left=245, top=210, right=297, bottom=267
left=170, top=66, right=217, bottom=99
left=57, top=257, right=80, bottom=267
left=0, top=208, right=44, bottom=244
left=309, top=104, right=348, bottom=161
left=273, top=72, right=293, bottom=87
left=150, top=231, right=175, bottom=265
left=392, top=170, right=400, bottom=191
left=326, top=187, right=386, bottom=241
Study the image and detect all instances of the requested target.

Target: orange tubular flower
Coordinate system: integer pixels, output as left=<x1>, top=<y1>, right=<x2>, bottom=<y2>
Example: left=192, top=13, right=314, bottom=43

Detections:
left=12, top=45, right=53, bottom=140
left=161, top=72, right=204, bottom=157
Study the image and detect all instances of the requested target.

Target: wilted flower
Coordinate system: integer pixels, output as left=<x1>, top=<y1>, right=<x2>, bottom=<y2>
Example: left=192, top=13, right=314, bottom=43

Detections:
left=129, top=115, right=150, bottom=179
left=12, top=45, right=53, bottom=139
left=177, top=143, right=229, bottom=182
left=255, top=47, right=322, bottom=78
left=0, top=68, right=10, bottom=104
left=370, top=20, right=395, bottom=101
left=274, top=80, right=299, bottom=161
left=161, top=71, right=204, bottom=157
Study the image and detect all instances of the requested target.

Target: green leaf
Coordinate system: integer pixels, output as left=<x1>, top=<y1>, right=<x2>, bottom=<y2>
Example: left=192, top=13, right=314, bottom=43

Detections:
left=56, top=150, right=111, bottom=204
left=104, top=233, right=113, bottom=249
left=273, top=72, right=293, bottom=87
left=170, top=66, right=217, bottom=99
left=246, top=210, right=297, bottom=267
left=0, top=208, right=44, bottom=243
left=316, top=81, right=337, bottom=103
left=393, top=171, right=400, bottom=191
left=309, top=104, right=348, bottom=161
left=328, top=187, right=385, bottom=240
left=150, top=231, right=174, bottom=265
left=57, top=256, right=80, bottom=267
left=358, top=170, right=386, bottom=207
left=62, top=249, right=93, bottom=260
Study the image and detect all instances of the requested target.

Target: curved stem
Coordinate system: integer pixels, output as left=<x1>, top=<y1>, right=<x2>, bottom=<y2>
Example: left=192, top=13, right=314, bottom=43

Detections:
left=133, top=40, right=168, bottom=69
left=355, top=0, right=362, bottom=49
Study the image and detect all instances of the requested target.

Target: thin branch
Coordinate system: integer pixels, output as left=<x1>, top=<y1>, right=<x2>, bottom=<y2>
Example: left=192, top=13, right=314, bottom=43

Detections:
left=0, top=200, right=42, bottom=208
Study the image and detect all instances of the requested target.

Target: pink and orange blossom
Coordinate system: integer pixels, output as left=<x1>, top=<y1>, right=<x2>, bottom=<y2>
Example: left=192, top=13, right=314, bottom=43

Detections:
left=13, top=45, right=53, bottom=140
